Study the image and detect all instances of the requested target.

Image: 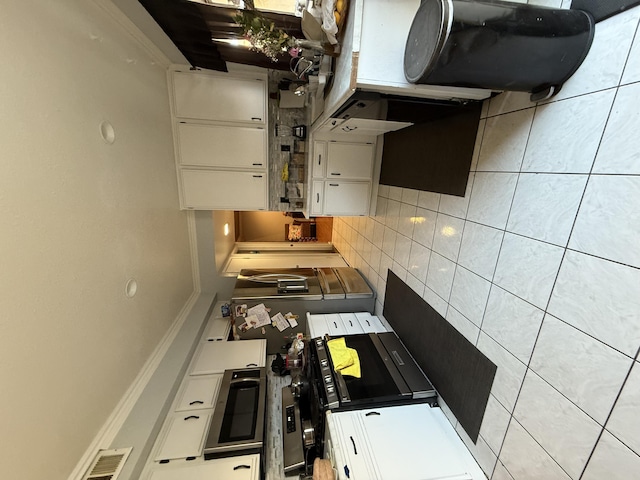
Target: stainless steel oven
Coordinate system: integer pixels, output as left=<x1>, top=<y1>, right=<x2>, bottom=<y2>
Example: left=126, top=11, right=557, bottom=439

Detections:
left=204, top=367, right=266, bottom=459
left=282, top=332, right=437, bottom=474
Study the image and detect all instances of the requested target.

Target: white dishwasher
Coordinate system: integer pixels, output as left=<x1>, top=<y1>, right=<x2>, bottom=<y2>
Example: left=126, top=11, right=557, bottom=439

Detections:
left=325, top=403, right=486, bottom=480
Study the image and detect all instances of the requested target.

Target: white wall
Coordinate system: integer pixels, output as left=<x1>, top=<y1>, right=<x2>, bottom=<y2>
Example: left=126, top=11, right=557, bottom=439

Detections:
left=0, top=1, right=194, bottom=478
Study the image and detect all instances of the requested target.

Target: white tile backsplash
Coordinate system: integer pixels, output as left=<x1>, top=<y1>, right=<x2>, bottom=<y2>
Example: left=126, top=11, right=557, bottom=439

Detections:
left=522, top=89, right=615, bottom=173
left=482, top=285, right=544, bottom=364
left=569, top=175, right=640, bottom=269
left=513, top=371, right=602, bottom=479
left=529, top=315, right=633, bottom=424
left=582, top=430, right=640, bottom=480
left=493, top=233, right=565, bottom=309
left=548, top=250, right=640, bottom=357
left=500, top=420, right=572, bottom=480
left=449, top=266, right=491, bottom=326
left=606, top=361, right=640, bottom=456
left=477, top=109, right=534, bottom=172
left=467, top=172, right=519, bottom=229
left=506, top=173, right=588, bottom=246
left=330, top=8, right=640, bottom=479
left=477, top=333, right=528, bottom=412
left=425, top=252, right=456, bottom=301
left=432, top=213, right=465, bottom=262
left=457, top=221, right=504, bottom=281
left=593, top=83, right=640, bottom=174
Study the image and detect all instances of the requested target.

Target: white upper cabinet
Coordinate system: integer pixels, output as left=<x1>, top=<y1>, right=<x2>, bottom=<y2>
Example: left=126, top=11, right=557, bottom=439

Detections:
left=170, top=69, right=269, bottom=210
left=177, top=123, right=267, bottom=170
left=172, top=71, right=266, bottom=124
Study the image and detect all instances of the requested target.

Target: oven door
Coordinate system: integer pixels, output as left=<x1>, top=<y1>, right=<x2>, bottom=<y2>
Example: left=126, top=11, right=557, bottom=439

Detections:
left=204, top=367, right=266, bottom=459
left=334, top=333, right=413, bottom=408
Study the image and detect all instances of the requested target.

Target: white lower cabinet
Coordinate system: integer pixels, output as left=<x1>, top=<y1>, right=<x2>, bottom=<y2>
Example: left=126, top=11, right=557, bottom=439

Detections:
left=307, top=312, right=388, bottom=338
left=180, top=169, right=267, bottom=210
left=310, top=180, right=371, bottom=216
left=174, top=375, right=222, bottom=412
left=146, top=454, right=260, bottom=480
left=190, top=339, right=267, bottom=375
left=154, top=412, right=211, bottom=462
left=326, top=404, right=486, bottom=480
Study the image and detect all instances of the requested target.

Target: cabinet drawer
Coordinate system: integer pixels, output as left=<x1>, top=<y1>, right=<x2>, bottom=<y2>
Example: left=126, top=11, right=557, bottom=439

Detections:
left=313, top=141, right=327, bottom=178
left=154, top=413, right=210, bottom=462
left=355, top=313, right=388, bottom=333
left=339, top=313, right=365, bottom=334
left=174, top=375, right=222, bottom=412
left=146, top=454, right=260, bottom=480
left=177, top=123, right=266, bottom=169
left=311, top=181, right=325, bottom=216
left=180, top=169, right=267, bottom=211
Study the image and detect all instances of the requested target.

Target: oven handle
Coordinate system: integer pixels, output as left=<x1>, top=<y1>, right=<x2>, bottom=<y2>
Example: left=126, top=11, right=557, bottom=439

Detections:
left=229, top=377, right=261, bottom=385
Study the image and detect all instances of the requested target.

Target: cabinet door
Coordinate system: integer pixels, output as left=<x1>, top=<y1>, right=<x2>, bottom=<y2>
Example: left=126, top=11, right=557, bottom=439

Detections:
left=325, top=313, right=348, bottom=336
left=310, top=181, right=325, bottom=216
left=312, top=141, right=327, bottom=178
left=174, top=375, right=222, bottom=412
left=327, top=142, right=374, bottom=180
left=180, top=169, right=267, bottom=211
left=147, top=454, right=260, bottom=480
left=154, top=413, right=210, bottom=462
left=177, top=123, right=266, bottom=170
left=190, top=339, right=267, bottom=375
left=323, top=182, right=371, bottom=216
left=173, top=71, right=266, bottom=124
left=327, top=412, right=380, bottom=480
left=356, top=405, right=483, bottom=480
left=307, top=313, right=329, bottom=339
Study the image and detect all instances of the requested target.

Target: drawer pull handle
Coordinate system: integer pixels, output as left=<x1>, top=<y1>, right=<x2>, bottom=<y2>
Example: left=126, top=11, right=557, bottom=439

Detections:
left=252, top=163, right=263, bottom=166
left=184, top=415, right=200, bottom=421
left=366, top=319, right=371, bottom=326
left=234, top=465, right=251, bottom=470
left=316, top=193, right=320, bottom=203
left=246, top=363, right=258, bottom=367
left=365, top=411, right=381, bottom=416
left=330, top=172, right=341, bottom=176
left=333, top=321, right=338, bottom=328
left=253, top=175, right=263, bottom=178
left=329, top=184, right=339, bottom=187
left=251, top=117, right=262, bottom=121
left=318, top=154, right=322, bottom=166
left=189, top=400, right=204, bottom=406
left=349, top=320, right=353, bottom=326
left=350, top=436, right=358, bottom=455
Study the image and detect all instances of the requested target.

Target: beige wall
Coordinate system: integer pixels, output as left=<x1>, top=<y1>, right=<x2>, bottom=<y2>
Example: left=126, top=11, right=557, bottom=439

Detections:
left=0, top=1, right=194, bottom=478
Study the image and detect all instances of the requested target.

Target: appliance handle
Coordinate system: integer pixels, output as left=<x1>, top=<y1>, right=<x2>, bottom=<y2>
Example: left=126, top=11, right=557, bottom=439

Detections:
left=245, top=273, right=308, bottom=284
left=230, top=377, right=261, bottom=385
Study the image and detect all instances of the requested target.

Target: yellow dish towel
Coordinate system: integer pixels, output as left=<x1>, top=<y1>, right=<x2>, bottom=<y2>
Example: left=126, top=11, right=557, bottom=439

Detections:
left=327, top=337, right=361, bottom=378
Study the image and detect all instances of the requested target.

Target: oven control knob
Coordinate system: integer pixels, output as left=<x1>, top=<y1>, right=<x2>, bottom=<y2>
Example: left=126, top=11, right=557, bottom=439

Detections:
left=321, top=359, right=328, bottom=368
left=327, top=385, right=335, bottom=394
left=324, top=375, right=332, bottom=384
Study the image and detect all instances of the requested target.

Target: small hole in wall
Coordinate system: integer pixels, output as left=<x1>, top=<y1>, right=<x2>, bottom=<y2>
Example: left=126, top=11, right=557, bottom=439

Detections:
left=125, top=278, right=138, bottom=298
left=100, top=121, right=116, bottom=144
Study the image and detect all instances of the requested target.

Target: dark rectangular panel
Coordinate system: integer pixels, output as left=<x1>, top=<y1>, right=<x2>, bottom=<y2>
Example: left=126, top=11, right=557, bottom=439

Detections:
left=382, top=270, right=496, bottom=442
left=571, top=0, right=640, bottom=22
left=379, top=102, right=481, bottom=197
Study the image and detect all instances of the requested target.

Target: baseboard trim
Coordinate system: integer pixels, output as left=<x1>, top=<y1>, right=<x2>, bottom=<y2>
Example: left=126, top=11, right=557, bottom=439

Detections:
left=67, top=290, right=200, bottom=480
